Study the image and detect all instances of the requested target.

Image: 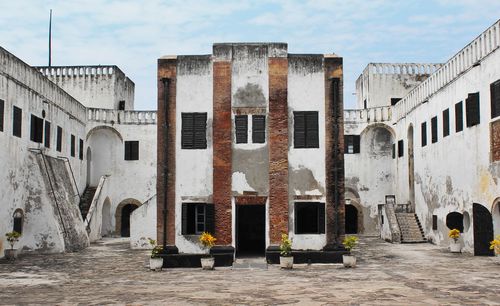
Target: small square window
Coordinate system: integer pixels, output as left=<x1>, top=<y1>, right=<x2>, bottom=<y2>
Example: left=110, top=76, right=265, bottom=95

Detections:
left=294, top=202, right=325, bottom=234
left=294, top=111, right=319, bottom=148
left=124, top=141, right=139, bottom=160
left=181, top=203, right=214, bottom=235
left=344, top=135, right=360, bottom=154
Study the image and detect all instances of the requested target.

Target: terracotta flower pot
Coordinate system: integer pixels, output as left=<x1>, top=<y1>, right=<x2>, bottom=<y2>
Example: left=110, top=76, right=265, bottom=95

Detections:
left=343, top=254, right=356, bottom=268
left=280, top=256, right=293, bottom=269
left=201, top=257, right=215, bottom=270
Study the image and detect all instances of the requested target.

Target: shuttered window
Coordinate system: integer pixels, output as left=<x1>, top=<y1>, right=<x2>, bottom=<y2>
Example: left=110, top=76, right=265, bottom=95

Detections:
left=252, top=115, right=266, bottom=143
left=455, top=102, right=463, bottom=132
left=12, top=106, right=22, bottom=138
left=294, top=202, right=325, bottom=234
left=44, top=121, right=51, bottom=148
left=466, top=92, right=480, bottom=127
left=30, top=114, right=43, bottom=143
left=491, top=79, right=500, bottom=119
left=124, top=141, right=139, bottom=160
left=235, top=115, right=248, bottom=143
left=182, top=113, right=207, bottom=149
left=118, top=100, right=126, bottom=110
left=0, top=99, right=4, bottom=132
left=181, top=203, right=215, bottom=235
left=398, top=140, right=404, bottom=157
left=79, top=139, right=84, bottom=160
left=421, top=122, right=427, bottom=147
left=443, top=109, right=450, bottom=137
left=56, top=126, right=62, bottom=152
left=294, top=111, right=319, bottom=148
left=71, top=134, right=76, bottom=157
left=392, top=143, right=396, bottom=159
left=431, top=116, right=438, bottom=143
left=344, top=135, right=360, bottom=154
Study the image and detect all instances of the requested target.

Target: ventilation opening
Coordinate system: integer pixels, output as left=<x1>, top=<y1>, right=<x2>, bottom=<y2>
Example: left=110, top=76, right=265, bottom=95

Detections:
left=446, top=212, right=464, bottom=233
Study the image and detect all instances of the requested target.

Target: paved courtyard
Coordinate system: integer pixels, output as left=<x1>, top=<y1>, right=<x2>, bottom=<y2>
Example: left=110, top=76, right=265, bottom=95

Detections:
left=0, top=237, right=499, bottom=305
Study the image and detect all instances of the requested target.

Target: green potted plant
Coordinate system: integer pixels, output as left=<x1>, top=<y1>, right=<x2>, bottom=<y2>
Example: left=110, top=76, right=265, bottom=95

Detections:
left=148, top=238, right=164, bottom=271
left=448, top=229, right=461, bottom=253
left=199, top=232, right=216, bottom=270
left=279, top=233, right=293, bottom=269
left=5, top=231, right=21, bottom=260
left=342, top=235, right=359, bottom=268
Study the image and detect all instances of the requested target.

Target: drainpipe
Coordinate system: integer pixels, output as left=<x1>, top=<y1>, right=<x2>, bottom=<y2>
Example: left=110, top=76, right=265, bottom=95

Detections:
left=331, top=78, right=340, bottom=245
left=162, top=78, right=170, bottom=249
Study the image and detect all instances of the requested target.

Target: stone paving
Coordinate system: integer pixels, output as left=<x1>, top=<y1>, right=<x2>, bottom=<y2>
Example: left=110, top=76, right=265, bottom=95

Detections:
left=0, top=237, right=499, bottom=305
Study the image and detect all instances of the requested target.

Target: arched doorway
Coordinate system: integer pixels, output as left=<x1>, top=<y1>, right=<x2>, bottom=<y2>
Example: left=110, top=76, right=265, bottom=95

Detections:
left=86, top=126, right=122, bottom=187
left=473, top=203, right=494, bottom=256
left=345, top=205, right=358, bottom=234
left=115, top=199, right=141, bottom=237
left=86, top=147, right=92, bottom=187
left=493, top=200, right=500, bottom=237
left=101, top=197, right=112, bottom=237
left=407, top=125, right=415, bottom=208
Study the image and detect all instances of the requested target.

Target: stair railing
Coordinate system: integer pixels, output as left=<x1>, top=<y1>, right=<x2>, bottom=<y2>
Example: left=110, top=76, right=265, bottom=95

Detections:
left=57, top=156, right=81, bottom=204
left=84, top=175, right=108, bottom=232
left=383, top=203, right=402, bottom=243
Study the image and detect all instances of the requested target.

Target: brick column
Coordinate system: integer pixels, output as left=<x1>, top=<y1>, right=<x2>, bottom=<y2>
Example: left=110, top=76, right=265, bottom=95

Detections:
left=324, top=56, right=345, bottom=247
left=213, top=60, right=232, bottom=245
left=157, top=57, right=177, bottom=247
left=268, top=57, right=289, bottom=244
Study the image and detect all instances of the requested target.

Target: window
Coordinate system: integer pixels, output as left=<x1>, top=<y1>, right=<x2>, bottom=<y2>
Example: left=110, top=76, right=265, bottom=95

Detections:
left=30, top=114, right=44, bottom=143
left=118, top=100, right=126, bottom=110
left=13, top=209, right=24, bottom=234
left=431, top=116, right=438, bottom=143
left=13, top=106, right=22, bottom=137
left=443, top=109, right=450, bottom=137
left=391, top=98, right=402, bottom=106
left=294, top=202, right=325, bottom=234
left=363, top=99, right=367, bottom=109
left=432, top=215, right=438, bottom=231
left=490, top=79, right=500, bottom=119
left=344, top=135, right=360, bottom=154
left=421, top=122, right=427, bottom=147
left=397, top=140, right=404, bottom=157
left=181, top=203, right=214, bottom=235
left=293, top=111, right=319, bottom=148
left=44, top=121, right=51, bottom=148
left=56, top=126, right=62, bottom=152
left=235, top=115, right=248, bottom=143
left=71, top=134, right=76, bottom=157
left=455, top=102, right=463, bottom=132
left=181, top=113, right=207, bottom=149
left=124, top=141, right=139, bottom=160
left=465, top=92, right=480, bottom=127
left=0, top=99, right=4, bottom=132
left=446, top=212, right=464, bottom=233
left=392, top=143, right=396, bottom=159
left=79, top=139, right=84, bottom=160
left=252, top=115, right=265, bottom=143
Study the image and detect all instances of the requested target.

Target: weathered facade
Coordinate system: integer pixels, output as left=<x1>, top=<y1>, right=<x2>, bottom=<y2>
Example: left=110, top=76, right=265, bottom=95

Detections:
left=157, top=43, right=346, bottom=264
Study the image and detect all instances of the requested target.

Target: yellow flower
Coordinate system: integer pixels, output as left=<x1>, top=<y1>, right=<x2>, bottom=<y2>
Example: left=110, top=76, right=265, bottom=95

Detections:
left=490, top=235, right=500, bottom=255
left=199, top=232, right=216, bottom=249
left=448, top=229, right=460, bottom=240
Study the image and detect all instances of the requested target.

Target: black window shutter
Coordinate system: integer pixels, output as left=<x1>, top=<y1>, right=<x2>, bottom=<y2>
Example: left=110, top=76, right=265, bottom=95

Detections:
left=455, top=102, right=463, bottom=132
left=431, top=116, right=438, bottom=143
left=181, top=203, right=188, bottom=235
left=71, top=135, right=75, bottom=157
left=181, top=113, right=194, bottom=149
left=318, top=203, right=325, bottom=234
left=0, top=99, right=4, bottom=132
left=466, top=92, right=480, bottom=127
left=44, top=121, right=51, bottom=148
left=306, top=112, right=319, bottom=148
left=194, top=113, right=207, bottom=149
left=56, top=126, right=62, bottom=152
left=30, top=115, right=43, bottom=143
left=353, top=135, right=360, bottom=153
left=205, top=203, right=215, bottom=235
left=235, top=115, right=248, bottom=143
left=79, top=139, right=84, bottom=160
left=124, top=142, right=130, bottom=160
left=421, top=122, right=427, bottom=147
left=392, top=143, right=396, bottom=159
left=294, top=112, right=306, bottom=148
left=398, top=140, right=404, bottom=157
left=491, top=80, right=500, bottom=119
left=443, top=109, right=450, bottom=137
left=132, top=141, right=139, bottom=160
left=252, top=115, right=265, bottom=143
left=13, top=106, right=22, bottom=137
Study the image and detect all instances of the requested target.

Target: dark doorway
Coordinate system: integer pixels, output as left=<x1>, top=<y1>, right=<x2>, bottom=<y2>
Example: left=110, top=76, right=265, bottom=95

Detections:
left=120, top=204, right=138, bottom=237
left=473, top=203, right=494, bottom=256
left=236, top=205, right=265, bottom=256
left=345, top=205, right=358, bottom=234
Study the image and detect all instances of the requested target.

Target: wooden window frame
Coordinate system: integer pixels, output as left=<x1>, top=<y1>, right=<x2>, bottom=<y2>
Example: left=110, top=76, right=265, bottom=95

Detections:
left=294, top=202, right=325, bottom=234
left=293, top=111, right=319, bottom=149
left=124, top=140, right=139, bottom=161
left=181, top=112, right=207, bottom=150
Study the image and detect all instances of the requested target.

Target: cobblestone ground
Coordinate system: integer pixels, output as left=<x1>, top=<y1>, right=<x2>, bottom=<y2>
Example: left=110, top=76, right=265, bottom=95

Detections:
left=0, top=237, right=499, bottom=305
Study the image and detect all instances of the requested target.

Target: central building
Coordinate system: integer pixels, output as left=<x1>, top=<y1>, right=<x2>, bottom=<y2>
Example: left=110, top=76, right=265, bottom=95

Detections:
left=157, top=43, right=345, bottom=264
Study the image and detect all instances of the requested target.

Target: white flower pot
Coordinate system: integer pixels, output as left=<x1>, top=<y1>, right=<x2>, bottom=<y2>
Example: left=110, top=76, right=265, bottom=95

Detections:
left=343, top=255, right=356, bottom=268
left=4, top=249, right=18, bottom=260
left=149, top=257, right=163, bottom=271
left=201, top=257, right=215, bottom=270
left=450, top=241, right=461, bottom=253
left=280, top=256, right=293, bottom=269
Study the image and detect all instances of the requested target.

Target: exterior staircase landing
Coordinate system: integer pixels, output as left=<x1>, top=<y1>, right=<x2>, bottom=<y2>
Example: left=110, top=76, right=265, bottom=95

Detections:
left=395, top=213, right=427, bottom=243
left=79, top=186, right=97, bottom=220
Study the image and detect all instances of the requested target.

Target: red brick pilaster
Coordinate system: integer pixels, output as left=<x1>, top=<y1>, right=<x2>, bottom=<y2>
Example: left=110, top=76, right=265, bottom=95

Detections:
left=324, top=56, right=345, bottom=246
left=213, top=61, right=232, bottom=245
left=268, top=57, right=289, bottom=244
left=157, top=57, right=177, bottom=246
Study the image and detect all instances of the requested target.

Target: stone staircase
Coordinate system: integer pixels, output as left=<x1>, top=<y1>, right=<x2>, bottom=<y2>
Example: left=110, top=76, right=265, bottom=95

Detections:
left=79, top=186, right=97, bottom=220
left=395, top=213, right=427, bottom=243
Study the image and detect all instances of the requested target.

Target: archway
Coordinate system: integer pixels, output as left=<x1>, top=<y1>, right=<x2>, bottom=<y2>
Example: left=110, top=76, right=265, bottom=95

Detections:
left=86, top=126, right=122, bottom=186
left=115, top=199, right=142, bottom=237
left=473, top=203, right=494, bottom=256
left=101, top=197, right=112, bottom=237
left=407, top=125, right=415, bottom=208
left=345, top=205, right=359, bottom=234
left=344, top=188, right=364, bottom=234
left=360, top=123, right=395, bottom=158
left=492, top=199, right=500, bottom=237
left=86, top=147, right=92, bottom=187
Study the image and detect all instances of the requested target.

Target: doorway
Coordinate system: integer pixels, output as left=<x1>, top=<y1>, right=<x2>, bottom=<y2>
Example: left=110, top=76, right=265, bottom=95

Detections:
left=120, top=204, right=138, bottom=237
left=236, top=205, right=265, bottom=257
left=473, top=203, right=494, bottom=256
left=345, top=205, right=358, bottom=234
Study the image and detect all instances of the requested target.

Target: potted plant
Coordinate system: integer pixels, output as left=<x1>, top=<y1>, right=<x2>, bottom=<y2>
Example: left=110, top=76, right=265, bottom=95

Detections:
left=342, top=235, right=359, bottom=268
left=490, top=235, right=500, bottom=264
left=448, top=229, right=461, bottom=253
left=5, top=231, right=21, bottom=260
left=199, top=232, right=216, bottom=270
left=148, top=238, right=164, bottom=271
left=279, top=233, right=293, bottom=269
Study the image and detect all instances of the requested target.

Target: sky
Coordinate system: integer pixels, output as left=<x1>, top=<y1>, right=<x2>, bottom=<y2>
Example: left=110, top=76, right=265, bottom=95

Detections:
left=0, top=0, right=499, bottom=110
